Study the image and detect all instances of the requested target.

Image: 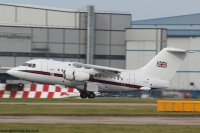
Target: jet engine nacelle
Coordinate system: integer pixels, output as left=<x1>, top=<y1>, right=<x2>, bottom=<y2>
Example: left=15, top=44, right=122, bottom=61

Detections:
left=64, top=70, right=74, bottom=80
left=74, top=71, right=90, bottom=81
left=64, top=70, right=90, bottom=81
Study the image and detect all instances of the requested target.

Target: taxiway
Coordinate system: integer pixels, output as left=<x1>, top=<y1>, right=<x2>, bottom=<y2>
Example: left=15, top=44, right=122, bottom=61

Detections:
left=0, top=116, right=199, bottom=125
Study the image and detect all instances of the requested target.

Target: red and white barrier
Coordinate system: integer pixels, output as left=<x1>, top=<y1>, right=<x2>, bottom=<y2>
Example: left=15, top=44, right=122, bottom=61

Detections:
left=0, top=84, right=77, bottom=98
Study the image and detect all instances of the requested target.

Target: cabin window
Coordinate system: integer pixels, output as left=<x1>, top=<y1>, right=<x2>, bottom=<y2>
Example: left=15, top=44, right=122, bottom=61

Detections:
left=32, top=64, right=36, bottom=68
left=28, top=63, right=32, bottom=67
left=58, top=69, right=60, bottom=71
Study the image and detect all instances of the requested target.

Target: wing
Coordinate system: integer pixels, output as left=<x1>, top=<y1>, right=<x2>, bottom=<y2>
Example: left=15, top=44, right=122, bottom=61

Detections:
left=73, top=62, right=121, bottom=77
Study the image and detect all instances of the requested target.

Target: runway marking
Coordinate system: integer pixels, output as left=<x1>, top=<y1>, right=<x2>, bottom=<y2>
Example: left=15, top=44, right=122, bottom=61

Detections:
left=0, top=116, right=200, bottom=125
left=0, top=102, right=156, bottom=106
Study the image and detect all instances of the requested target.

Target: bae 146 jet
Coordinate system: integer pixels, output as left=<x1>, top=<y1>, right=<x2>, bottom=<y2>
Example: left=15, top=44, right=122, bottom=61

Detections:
left=6, top=47, right=190, bottom=98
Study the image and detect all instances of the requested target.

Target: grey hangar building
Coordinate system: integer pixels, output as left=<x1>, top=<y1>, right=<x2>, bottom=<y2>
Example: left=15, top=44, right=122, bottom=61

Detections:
left=0, top=3, right=199, bottom=90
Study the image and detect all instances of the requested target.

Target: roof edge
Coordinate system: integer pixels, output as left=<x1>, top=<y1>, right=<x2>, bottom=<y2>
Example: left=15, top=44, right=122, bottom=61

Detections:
left=0, top=2, right=80, bottom=12
left=132, top=13, right=200, bottom=22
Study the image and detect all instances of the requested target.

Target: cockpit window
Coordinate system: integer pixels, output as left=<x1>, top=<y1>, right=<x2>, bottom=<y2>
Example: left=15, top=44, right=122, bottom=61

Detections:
left=22, top=63, right=28, bottom=66
left=32, top=64, right=36, bottom=68
left=22, top=63, right=36, bottom=68
left=28, top=63, right=32, bottom=67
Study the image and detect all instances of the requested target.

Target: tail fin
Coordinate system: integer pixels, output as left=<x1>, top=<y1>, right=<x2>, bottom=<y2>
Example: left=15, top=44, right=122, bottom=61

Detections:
left=136, top=47, right=187, bottom=81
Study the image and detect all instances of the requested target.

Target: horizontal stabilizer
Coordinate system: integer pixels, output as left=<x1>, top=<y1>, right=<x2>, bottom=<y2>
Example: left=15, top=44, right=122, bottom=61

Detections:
left=166, top=48, right=187, bottom=53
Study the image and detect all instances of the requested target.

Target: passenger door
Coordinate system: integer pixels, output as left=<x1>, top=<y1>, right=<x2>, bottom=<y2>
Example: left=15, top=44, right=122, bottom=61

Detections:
left=129, top=74, right=135, bottom=85
left=41, top=62, right=48, bottom=72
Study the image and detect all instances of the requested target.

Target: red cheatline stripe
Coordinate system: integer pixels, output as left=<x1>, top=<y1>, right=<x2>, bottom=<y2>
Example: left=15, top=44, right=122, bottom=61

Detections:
left=0, top=91, right=4, bottom=98
left=125, top=84, right=140, bottom=88
left=35, top=71, right=50, bottom=75
left=30, top=84, right=37, bottom=91
left=68, top=88, right=74, bottom=92
left=9, top=91, right=17, bottom=98
left=89, top=78, right=142, bottom=89
left=38, top=72, right=50, bottom=75
left=22, top=91, right=29, bottom=98
left=89, top=79, right=121, bottom=86
left=47, top=92, right=54, bottom=98
left=54, top=73, right=63, bottom=77
left=20, top=70, right=50, bottom=75
left=35, top=92, right=42, bottom=98
left=43, top=84, right=49, bottom=92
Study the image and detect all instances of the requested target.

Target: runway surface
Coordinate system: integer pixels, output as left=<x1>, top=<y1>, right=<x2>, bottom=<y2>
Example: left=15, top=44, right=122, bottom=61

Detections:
left=0, top=116, right=200, bottom=125
left=0, top=102, right=156, bottom=106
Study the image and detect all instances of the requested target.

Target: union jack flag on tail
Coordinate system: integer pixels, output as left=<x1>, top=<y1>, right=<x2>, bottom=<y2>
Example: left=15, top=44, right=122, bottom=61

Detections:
left=157, top=61, right=167, bottom=68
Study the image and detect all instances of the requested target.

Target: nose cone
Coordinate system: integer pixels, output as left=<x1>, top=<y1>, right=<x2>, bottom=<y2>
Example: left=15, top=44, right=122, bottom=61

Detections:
left=7, top=69, right=15, bottom=76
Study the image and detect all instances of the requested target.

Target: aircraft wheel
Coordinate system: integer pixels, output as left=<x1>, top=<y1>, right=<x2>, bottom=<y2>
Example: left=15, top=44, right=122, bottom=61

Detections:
left=18, top=83, right=23, bottom=87
left=88, top=92, right=95, bottom=99
left=80, top=92, right=88, bottom=99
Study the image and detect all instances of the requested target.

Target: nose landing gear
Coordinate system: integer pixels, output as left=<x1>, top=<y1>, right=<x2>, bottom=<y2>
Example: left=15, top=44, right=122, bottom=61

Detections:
left=18, top=83, right=23, bottom=87
left=18, top=79, right=23, bottom=87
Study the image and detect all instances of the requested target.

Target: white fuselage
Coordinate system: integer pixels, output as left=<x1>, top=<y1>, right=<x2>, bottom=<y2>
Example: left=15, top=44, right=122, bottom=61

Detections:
left=7, top=59, right=170, bottom=93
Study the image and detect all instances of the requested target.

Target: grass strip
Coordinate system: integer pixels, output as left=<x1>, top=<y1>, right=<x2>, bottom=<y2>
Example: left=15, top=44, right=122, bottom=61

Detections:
left=0, top=123, right=200, bottom=133
left=0, top=98, right=157, bottom=103
left=0, top=105, right=200, bottom=116
left=0, top=98, right=198, bottom=103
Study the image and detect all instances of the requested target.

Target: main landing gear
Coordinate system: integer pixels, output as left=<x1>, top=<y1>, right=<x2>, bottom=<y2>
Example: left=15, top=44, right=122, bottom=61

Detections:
left=80, top=91, right=95, bottom=99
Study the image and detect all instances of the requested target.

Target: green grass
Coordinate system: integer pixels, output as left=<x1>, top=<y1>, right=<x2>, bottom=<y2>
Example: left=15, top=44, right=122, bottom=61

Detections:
left=0, top=98, right=158, bottom=103
left=0, top=98, right=199, bottom=103
left=0, top=105, right=200, bottom=116
left=0, top=124, right=200, bottom=133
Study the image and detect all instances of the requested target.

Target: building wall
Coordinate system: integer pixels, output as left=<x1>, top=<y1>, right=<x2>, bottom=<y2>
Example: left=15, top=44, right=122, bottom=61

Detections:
left=125, top=28, right=167, bottom=70
left=167, top=37, right=200, bottom=90
left=132, top=14, right=200, bottom=90
left=94, top=13, right=131, bottom=69
left=129, top=29, right=200, bottom=90
left=0, top=4, right=81, bottom=28
left=0, top=15, right=131, bottom=69
left=0, top=26, right=87, bottom=67
left=127, top=28, right=200, bottom=90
